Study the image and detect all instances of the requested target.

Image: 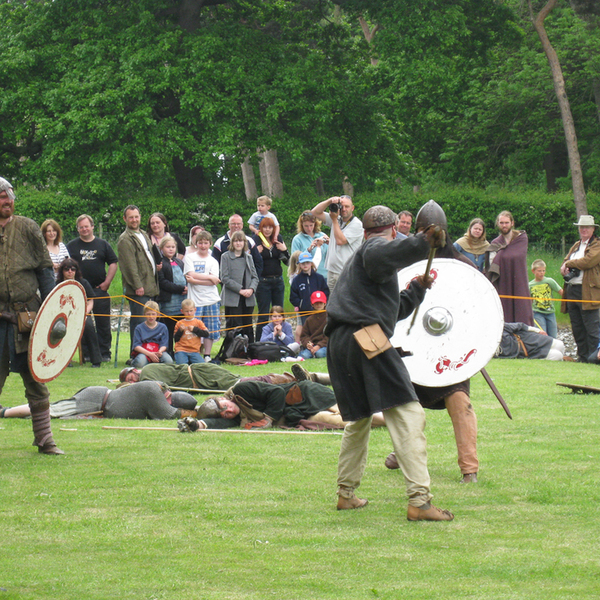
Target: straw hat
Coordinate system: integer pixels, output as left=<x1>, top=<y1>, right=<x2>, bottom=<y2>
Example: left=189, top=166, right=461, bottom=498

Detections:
left=573, top=215, right=598, bottom=227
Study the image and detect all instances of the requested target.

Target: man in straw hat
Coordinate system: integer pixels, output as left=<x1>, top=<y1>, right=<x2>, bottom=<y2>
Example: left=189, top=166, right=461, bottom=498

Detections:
left=560, top=215, right=600, bottom=362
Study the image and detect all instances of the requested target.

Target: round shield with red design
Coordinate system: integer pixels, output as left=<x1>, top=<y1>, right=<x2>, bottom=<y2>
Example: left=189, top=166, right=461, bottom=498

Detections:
left=390, top=258, right=504, bottom=386
left=28, top=280, right=87, bottom=383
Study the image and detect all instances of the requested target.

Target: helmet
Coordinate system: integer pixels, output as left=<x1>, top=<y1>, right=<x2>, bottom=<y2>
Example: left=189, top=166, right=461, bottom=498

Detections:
left=415, top=200, right=447, bottom=232
left=119, top=367, right=135, bottom=383
left=196, top=398, right=224, bottom=419
left=362, top=205, right=397, bottom=231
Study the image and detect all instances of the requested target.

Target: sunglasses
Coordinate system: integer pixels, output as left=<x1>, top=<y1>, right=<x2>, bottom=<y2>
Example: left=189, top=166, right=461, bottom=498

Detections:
left=63, top=266, right=77, bottom=272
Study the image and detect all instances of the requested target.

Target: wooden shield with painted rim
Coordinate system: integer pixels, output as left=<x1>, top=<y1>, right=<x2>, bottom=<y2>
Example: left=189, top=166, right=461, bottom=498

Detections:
left=28, top=280, right=87, bottom=383
left=390, top=258, right=504, bottom=386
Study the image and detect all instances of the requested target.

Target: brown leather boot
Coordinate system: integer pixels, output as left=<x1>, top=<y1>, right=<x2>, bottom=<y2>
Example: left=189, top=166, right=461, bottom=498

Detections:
left=384, top=452, right=399, bottom=470
left=179, top=409, right=198, bottom=419
left=460, top=473, right=478, bottom=483
left=407, top=503, right=454, bottom=521
left=337, top=495, right=369, bottom=510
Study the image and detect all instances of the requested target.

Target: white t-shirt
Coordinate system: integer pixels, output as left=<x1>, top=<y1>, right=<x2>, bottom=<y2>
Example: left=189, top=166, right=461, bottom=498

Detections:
left=322, top=213, right=364, bottom=275
left=183, top=253, right=220, bottom=306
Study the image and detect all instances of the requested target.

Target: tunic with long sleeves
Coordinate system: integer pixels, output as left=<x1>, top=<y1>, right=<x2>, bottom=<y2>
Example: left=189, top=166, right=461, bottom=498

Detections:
left=139, top=362, right=241, bottom=390
left=201, top=380, right=337, bottom=429
left=0, top=216, right=55, bottom=360
left=496, top=322, right=553, bottom=359
left=325, top=234, right=430, bottom=421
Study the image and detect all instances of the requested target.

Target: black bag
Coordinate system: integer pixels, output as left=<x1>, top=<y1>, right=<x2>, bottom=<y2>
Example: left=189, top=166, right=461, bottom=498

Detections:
left=214, top=328, right=249, bottom=362
left=247, top=341, right=296, bottom=362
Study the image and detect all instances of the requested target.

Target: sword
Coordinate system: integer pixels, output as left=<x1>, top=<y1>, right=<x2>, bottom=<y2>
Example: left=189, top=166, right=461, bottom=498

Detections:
left=407, top=246, right=437, bottom=335
left=480, top=367, right=512, bottom=420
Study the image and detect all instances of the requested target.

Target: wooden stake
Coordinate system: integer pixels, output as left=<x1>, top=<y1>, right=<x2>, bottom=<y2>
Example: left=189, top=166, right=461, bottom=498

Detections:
left=102, top=426, right=342, bottom=435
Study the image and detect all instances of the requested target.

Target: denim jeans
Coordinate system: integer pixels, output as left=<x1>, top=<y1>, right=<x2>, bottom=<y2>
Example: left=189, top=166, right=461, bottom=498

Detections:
left=299, top=347, right=327, bottom=360
left=132, top=352, right=174, bottom=369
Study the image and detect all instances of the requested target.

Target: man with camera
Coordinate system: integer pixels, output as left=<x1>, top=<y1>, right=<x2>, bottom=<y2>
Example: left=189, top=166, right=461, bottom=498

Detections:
left=561, top=215, right=600, bottom=362
left=310, top=195, right=363, bottom=291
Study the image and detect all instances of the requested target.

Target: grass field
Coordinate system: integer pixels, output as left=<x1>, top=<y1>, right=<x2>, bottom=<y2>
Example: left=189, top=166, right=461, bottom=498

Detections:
left=2, top=336, right=600, bottom=599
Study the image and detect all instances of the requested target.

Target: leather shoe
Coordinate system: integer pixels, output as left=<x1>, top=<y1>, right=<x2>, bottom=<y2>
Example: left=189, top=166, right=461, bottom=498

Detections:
left=384, top=452, right=399, bottom=470
left=407, top=503, right=454, bottom=521
left=38, top=444, right=65, bottom=455
left=337, top=495, right=368, bottom=510
left=460, top=473, right=478, bottom=484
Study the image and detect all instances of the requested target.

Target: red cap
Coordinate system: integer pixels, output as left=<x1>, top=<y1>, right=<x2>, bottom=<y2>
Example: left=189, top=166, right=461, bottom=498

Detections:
left=310, top=291, right=327, bottom=305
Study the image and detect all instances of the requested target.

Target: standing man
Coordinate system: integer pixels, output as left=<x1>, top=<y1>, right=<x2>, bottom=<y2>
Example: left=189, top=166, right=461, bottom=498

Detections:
left=325, top=205, right=453, bottom=521
left=310, top=195, right=363, bottom=292
left=0, top=177, right=63, bottom=454
left=212, top=214, right=263, bottom=276
left=117, top=205, right=159, bottom=352
left=560, top=216, right=600, bottom=363
left=396, top=210, right=413, bottom=240
left=67, top=214, right=118, bottom=362
left=486, top=211, right=533, bottom=325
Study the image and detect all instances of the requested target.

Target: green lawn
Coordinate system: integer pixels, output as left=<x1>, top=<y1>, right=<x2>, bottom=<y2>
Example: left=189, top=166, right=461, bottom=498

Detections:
left=1, top=346, right=600, bottom=599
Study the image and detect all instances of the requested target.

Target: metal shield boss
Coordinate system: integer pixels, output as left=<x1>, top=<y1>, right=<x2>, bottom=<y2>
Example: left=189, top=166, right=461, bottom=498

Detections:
left=28, top=280, right=87, bottom=383
left=390, top=258, right=504, bottom=386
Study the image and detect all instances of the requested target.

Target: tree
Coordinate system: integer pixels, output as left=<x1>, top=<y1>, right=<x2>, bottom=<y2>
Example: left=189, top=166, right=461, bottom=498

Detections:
left=529, top=0, right=587, bottom=215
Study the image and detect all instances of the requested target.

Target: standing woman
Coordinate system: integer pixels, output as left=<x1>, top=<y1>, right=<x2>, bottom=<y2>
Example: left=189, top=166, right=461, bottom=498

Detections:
left=453, top=218, right=489, bottom=272
left=291, top=211, right=329, bottom=280
left=57, top=258, right=102, bottom=367
left=157, top=235, right=187, bottom=357
left=560, top=215, right=600, bottom=362
left=252, top=217, right=290, bottom=341
left=42, top=219, right=70, bottom=279
left=220, top=230, right=259, bottom=343
left=146, top=212, right=186, bottom=259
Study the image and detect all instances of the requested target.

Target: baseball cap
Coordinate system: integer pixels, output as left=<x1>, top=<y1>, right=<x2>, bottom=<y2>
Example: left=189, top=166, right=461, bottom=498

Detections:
left=310, top=290, right=327, bottom=305
left=298, top=251, right=313, bottom=264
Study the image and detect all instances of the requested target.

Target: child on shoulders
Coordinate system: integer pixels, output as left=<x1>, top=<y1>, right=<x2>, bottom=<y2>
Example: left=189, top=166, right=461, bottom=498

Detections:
left=529, top=259, right=563, bottom=338
left=131, top=301, right=174, bottom=368
left=248, top=195, right=280, bottom=239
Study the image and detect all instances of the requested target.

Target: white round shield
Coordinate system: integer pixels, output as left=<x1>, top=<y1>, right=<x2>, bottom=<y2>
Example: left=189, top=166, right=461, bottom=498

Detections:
left=28, top=280, right=87, bottom=383
left=390, top=258, right=504, bottom=386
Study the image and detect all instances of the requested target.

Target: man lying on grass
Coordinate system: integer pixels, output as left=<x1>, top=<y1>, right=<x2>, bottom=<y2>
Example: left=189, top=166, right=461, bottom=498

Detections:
left=0, top=381, right=200, bottom=420
left=119, top=361, right=330, bottom=389
left=177, top=379, right=387, bottom=431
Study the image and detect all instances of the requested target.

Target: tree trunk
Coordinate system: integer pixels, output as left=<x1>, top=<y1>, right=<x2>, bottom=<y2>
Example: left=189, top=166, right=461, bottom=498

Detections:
left=530, top=0, right=587, bottom=216
left=241, top=155, right=257, bottom=200
left=315, top=177, right=325, bottom=197
left=358, top=16, right=380, bottom=66
left=172, top=152, right=211, bottom=198
left=260, top=149, right=283, bottom=197
left=342, top=176, right=354, bottom=198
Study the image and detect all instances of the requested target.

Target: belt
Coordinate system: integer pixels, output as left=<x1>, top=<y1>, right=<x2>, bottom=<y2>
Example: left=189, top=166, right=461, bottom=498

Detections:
left=100, top=389, right=111, bottom=413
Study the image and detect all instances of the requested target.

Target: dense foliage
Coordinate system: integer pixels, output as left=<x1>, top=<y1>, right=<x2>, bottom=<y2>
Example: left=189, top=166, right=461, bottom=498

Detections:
left=1, top=0, right=599, bottom=213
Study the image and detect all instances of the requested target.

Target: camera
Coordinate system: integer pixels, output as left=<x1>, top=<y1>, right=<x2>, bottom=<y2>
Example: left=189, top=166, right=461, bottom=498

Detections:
left=563, top=268, right=581, bottom=283
left=329, top=202, right=342, bottom=213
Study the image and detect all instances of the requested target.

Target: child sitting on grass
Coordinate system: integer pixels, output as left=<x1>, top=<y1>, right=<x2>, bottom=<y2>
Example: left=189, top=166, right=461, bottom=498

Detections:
left=173, top=299, right=210, bottom=364
left=131, top=301, right=174, bottom=368
left=529, top=258, right=563, bottom=338
left=299, top=291, right=328, bottom=360
left=259, top=306, right=300, bottom=354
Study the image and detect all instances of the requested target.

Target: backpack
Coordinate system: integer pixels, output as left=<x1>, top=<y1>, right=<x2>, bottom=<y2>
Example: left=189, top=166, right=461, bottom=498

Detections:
left=247, top=341, right=296, bottom=362
left=214, top=328, right=249, bottom=362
